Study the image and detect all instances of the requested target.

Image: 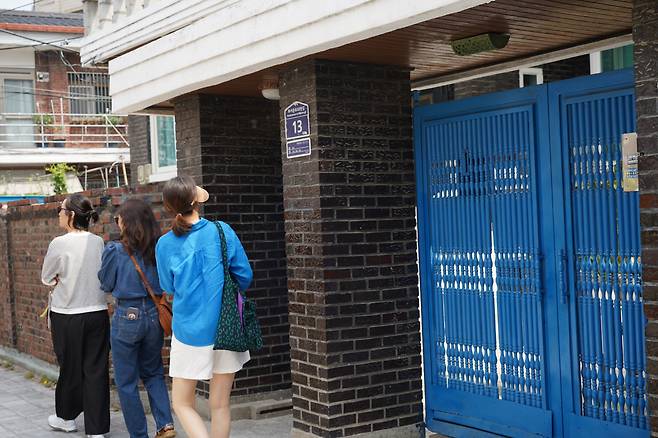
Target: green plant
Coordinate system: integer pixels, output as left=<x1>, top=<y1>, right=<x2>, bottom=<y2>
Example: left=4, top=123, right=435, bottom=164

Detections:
left=46, top=163, right=75, bottom=195
left=33, top=113, right=54, bottom=125
left=24, top=371, right=34, bottom=380
left=106, top=115, right=123, bottom=126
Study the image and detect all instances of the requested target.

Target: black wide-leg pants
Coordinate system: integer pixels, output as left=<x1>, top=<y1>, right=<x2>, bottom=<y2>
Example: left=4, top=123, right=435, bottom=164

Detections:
left=50, top=309, right=110, bottom=435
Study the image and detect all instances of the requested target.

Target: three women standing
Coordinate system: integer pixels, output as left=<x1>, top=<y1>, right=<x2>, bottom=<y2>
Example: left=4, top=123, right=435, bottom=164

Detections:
left=42, top=175, right=252, bottom=438
left=41, top=194, right=109, bottom=438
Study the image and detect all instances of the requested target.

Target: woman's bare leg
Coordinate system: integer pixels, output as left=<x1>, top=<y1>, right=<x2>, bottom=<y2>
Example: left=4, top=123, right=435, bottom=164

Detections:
left=209, top=373, right=234, bottom=438
left=172, top=377, right=208, bottom=438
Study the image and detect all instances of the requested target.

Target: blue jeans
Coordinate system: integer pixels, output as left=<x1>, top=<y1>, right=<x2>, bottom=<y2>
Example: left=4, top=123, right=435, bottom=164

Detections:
left=110, top=298, right=173, bottom=438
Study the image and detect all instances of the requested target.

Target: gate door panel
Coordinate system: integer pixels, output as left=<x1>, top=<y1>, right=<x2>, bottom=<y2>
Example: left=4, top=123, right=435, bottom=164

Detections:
left=549, top=70, right=649, bottom=437
left=416, top=87, right=554, bottom=437
left=416, top=69, right=649, bottom=438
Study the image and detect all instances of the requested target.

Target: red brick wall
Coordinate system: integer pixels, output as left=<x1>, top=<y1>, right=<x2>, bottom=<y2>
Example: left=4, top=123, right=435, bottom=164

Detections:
left=33, top=51, right=124, bottom=149
left=35, top=51, right=72, bottom=117
left=0, top=184, right=166, bottom=363
left=0, top=209, right=14, bottom=348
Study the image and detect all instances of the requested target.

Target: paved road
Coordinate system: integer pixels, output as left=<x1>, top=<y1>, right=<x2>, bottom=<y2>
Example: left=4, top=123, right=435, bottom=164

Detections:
left=0, top=364, right=291, bottom=437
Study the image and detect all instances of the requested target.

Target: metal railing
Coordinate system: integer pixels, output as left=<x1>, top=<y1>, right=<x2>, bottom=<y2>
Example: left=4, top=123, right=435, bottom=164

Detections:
left=0, top=113, right=129, bottom=148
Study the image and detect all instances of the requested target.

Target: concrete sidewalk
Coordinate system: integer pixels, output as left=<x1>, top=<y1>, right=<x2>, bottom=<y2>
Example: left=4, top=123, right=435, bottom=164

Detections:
left=0, top=363, right=291, bottom=437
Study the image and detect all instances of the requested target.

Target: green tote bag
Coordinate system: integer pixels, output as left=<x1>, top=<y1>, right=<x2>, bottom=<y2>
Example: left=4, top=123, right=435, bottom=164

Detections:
left=213, top=221, right=263, bottom=352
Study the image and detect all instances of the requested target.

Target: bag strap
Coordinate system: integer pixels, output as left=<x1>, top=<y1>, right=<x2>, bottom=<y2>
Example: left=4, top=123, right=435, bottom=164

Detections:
left=123, top=243, right=160, bottom=307
left=214, top=221, right=230, bottom=277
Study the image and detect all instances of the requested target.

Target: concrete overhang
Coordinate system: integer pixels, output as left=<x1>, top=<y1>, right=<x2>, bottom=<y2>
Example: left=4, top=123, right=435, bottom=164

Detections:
left=81, top=0, right=491, bottom=114
left=81, top=0, right=632, bottom=115
left=0, top=148, right=130, bottom=168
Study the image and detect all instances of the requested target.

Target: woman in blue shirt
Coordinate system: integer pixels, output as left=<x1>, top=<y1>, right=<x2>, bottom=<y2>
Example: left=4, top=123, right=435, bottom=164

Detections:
left=98, top=198, right=176, bottom=438
left=156, top=176, right=252, bottom=438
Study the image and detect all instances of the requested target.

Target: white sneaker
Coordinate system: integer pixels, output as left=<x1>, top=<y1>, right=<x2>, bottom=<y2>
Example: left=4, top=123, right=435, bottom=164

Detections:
left=87, top=435, right=104, bottom=438
left=48, top=414, right=77, bottom=432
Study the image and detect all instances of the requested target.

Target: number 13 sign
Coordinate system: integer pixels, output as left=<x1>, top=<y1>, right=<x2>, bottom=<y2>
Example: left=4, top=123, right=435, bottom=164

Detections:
left=284, top=101, right=310, bottom=140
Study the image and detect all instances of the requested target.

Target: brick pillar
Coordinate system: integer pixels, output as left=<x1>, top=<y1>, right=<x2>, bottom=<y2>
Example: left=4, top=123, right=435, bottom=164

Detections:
left=279, top=59, right=422, bottom=437
left=127, top=115, right=150, bottom=183
left=173, top=94, right=290, bottom=397
left=635, top=0, right=658, bottom=431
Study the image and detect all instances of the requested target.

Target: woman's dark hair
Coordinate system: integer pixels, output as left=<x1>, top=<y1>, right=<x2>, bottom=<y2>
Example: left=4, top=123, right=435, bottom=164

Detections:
left=64, top=193, right=99, bottom=230
left=163, top=175, right=198, bottom=237
left=117, top=198, right=161, bottom=266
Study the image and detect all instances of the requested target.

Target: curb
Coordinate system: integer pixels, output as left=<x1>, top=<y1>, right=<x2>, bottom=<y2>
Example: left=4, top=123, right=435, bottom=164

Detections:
left=0, top=346, right=59, bottom=382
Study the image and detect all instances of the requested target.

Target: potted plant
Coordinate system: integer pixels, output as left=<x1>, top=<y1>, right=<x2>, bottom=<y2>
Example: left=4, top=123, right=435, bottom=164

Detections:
left=33, top=114, right=62, bottom=147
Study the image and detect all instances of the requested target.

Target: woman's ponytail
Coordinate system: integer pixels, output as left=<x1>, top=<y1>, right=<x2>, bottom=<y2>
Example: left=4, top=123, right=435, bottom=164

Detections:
left=64, top=193, right=97, bottom=230
left=163, top=176, right=198, bottom=237
left=171, top=213, right=193, bottom=237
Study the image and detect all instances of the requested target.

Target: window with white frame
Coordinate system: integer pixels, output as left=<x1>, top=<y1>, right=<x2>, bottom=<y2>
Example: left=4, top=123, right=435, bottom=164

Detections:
left=1, top=76, right=35, bottom=148
left=590, top=44, right=633, bottom=75
left=149, top=115, right=177, bottom=182
left=519, top=68, right=543, bottom=88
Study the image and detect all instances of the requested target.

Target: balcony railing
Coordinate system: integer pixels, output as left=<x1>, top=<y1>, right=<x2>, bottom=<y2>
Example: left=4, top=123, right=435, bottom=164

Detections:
left=0, top=113, right=129, bottom=148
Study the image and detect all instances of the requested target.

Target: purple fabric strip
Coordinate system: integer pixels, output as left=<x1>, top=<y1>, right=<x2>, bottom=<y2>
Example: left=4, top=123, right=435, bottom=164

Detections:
left=237, top=292, right=245, bottom=326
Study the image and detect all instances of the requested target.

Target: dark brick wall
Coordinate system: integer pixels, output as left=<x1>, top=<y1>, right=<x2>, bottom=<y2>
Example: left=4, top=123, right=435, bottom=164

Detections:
left=128, top=115, right=150, bottom=182
left=0, top=210, right=14, bottom=348
left=0, top=185, right=167, bottom=363
left=541, top=55, right=590, bottom=83
left=279, top=59, right=422, bottom=437
left=173, top=94, right=290, bottom=397
left=173, top=95, right=203, bottom=182
left=422, top=55, right=591, bottom=105
left=634, top=0, right=658, bottom=432
left=453, top=71, right=518, bottom=99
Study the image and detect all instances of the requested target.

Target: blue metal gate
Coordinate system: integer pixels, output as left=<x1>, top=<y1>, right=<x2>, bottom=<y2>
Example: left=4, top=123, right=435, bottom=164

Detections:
left=415, top=70, right=648, bottom=437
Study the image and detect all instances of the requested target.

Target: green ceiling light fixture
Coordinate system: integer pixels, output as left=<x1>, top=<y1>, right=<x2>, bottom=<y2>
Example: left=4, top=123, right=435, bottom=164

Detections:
left=451, top=33, right=510, bottom=56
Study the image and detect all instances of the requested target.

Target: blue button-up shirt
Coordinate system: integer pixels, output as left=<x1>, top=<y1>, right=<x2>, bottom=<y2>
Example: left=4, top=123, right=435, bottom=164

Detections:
left=98, top=241, right=163, bottom=299
left=155, top=219, right=253, bottom=347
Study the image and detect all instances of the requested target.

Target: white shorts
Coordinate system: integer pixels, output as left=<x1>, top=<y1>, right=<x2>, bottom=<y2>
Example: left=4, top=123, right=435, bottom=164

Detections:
left=169, top=334, right=250, bottom=380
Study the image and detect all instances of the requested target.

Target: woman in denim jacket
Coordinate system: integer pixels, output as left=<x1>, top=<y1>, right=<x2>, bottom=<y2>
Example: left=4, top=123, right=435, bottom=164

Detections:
left=98, top=198, right=176, bottom=438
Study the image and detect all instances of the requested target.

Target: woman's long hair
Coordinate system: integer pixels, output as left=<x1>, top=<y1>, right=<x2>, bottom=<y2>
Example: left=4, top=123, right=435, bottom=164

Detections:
left=65, top=193, right=99, bottom=230
left=162, top=175, right=198, bottom=237
left=117, top=198, right=161, bottom=265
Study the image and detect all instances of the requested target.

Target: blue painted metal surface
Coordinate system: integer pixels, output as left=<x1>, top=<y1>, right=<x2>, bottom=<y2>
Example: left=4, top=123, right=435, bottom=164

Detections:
left=415, top=86, right=554, bottom=437
left=549, top=70, right=648, bottom=437
left=416, top=69, right=648, bottom=437
left=0, top=195, right=45, bottom=203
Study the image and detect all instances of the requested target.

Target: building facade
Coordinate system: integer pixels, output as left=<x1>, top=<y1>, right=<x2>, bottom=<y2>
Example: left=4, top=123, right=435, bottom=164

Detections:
left=74, top=1, right=658, bottom=437
left=0, top=9, right=130, bottom=202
